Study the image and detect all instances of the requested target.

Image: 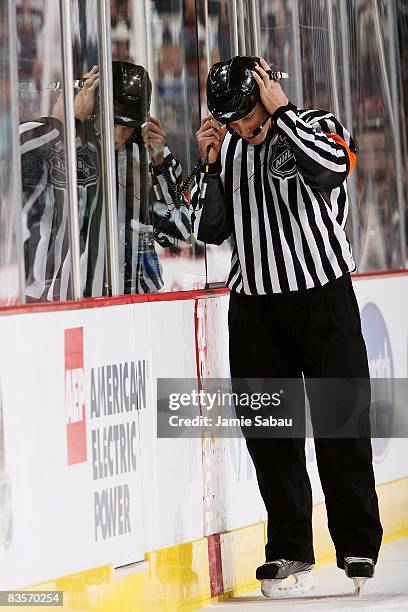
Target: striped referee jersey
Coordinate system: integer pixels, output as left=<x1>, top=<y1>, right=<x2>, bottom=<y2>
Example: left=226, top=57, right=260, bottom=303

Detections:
left=192, top=103, right=357, bottom=295
left=20, top=117, right=190, bottom=300
left=20, top=118, right=77, bottom=301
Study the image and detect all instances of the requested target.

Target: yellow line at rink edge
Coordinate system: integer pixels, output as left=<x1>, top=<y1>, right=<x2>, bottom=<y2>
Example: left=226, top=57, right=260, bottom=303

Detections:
left=15, top=476, right=408, bottom=611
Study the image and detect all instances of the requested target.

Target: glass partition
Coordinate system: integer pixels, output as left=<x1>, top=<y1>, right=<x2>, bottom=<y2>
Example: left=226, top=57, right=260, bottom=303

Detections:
left=108, top=0, right=206, bottom=292
left=298, top=1, right=337, bottom=110
left=350, top=0, right=406, bottom=270
left=148, top=0, right=204, bottom=291
left=69, top=0, right=113, bottom=298
left=16, top=0, right=75, bottom=301
left=16, top=0, right=116, bottom=301
left=196, top=0, right=238, bottom=286
left=257, top=0, right=302, bottom=122
left=5, top=0, right=408, bottom=308
left=396, top=0, right=408, bottom=266
left=0, top=0, right=22, bottom=305
left=207, top=0, right=237, bottom=63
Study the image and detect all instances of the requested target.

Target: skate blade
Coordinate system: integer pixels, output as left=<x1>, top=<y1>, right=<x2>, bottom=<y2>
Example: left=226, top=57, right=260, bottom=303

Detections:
left=353, top=577, right=367, bottom=595
left=261, top=571, right=315, bottom=598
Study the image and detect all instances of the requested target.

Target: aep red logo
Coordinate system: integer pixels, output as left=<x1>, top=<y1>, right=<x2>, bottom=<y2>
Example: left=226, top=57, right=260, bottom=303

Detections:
left=64, top=327, right=87, bottom=465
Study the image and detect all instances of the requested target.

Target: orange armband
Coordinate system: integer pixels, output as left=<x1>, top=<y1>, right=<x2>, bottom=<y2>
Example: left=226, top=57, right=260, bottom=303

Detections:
left=325, top=133, right=356, bottom=175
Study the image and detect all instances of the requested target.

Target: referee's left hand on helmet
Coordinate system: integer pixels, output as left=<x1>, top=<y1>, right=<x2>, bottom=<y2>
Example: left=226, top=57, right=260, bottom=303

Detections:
left=196, top=115, right=227, bottom=163
left=252, top=58, right=288, bottom=116
left=74, top=65, right=100, bottom=123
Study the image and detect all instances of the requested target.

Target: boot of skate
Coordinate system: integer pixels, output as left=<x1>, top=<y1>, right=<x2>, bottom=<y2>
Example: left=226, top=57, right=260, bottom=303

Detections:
left=256, top=559, right=315, bottom=598
left=344, top=556, right=375, bottom=595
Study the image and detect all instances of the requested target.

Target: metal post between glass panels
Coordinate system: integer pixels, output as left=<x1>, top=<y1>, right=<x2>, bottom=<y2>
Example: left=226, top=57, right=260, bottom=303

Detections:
left=237, top=0, right=246, bottom=55
left=97, top=0, right=120, bottom=296
left=8, top=0, right=25, bottom=304
left=248, top=0, right=260, bottom=57
left=230, top=0, right=239, bottom=56
left=59, top=0, right=81, bottom=300
left=387, top=0, right=407, bottom=267
left=202, top=0, right=211, bottom=75
left=326, top=0, right=340, bottom=118
left=372, top=0, right=403, bottom=268
left=339, top=0, right=359, bottom=262
left=138, top=1, right=153, bottom=108
left=179, top=7, right=192, bottom=173
left=291, top=0, right=304, bottom=108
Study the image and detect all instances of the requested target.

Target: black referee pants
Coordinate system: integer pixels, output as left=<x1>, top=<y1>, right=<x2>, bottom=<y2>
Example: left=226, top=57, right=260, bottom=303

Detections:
left=228, top=273, right=383, bottom=569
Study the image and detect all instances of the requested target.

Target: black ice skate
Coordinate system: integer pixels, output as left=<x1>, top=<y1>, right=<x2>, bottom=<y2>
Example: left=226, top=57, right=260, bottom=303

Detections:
left=344, top=556, right=375, bottom=595
left=256, top=559, right=315, bottom=597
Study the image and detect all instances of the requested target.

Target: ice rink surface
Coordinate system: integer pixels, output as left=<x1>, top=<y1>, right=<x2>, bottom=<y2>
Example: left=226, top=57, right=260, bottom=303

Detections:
left=209, top=537, right=408, bottom=611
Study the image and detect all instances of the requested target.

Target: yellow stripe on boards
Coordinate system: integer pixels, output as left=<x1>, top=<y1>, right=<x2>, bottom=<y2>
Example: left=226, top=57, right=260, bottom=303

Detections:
left=16, top=476, right=408, bottom=610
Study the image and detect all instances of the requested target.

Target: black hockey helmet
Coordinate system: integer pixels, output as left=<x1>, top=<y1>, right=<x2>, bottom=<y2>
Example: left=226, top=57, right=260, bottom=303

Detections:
left=112, top=61, right=152, bottom=127
left=206, top=56, right=261, bottom=124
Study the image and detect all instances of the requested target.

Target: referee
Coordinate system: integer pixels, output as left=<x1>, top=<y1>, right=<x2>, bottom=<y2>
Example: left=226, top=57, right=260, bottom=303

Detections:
left=192, top=56, right=382, bottom=596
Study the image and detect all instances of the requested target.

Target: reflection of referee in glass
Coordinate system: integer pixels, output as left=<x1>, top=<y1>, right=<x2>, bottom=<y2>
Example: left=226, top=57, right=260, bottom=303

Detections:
left=192, top=56, right=382, bottom=596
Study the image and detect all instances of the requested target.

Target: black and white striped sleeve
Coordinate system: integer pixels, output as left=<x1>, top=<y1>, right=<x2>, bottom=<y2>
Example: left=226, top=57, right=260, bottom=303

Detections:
left=190, top=162, right=231, bottom=245
left=150, top=146, right=191, bottom=249
left=20, top=118, right=64, bottom=191
left=150, top=145, right=183, bottom=207
left=20, top=117, right=63, bottom=156
left=273, top=104, right=356, bottom=190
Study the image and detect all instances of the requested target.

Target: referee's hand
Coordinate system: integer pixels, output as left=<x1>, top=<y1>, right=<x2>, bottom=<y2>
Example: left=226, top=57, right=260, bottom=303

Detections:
left=74, top=65, right=100, bottom=123
left=252, top=58, right=288, bottom=116
left=196, top=115, right=227, bottom=163
left=142, top=116, right=166, bottom=164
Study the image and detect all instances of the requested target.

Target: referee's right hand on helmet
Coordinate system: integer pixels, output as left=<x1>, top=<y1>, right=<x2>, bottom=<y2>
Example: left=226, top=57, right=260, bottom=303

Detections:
left=196, top=115, right=227, bottom=164
left=74, top=65, right=100, bottom=123
left=51, top=65, right=99, bottom=123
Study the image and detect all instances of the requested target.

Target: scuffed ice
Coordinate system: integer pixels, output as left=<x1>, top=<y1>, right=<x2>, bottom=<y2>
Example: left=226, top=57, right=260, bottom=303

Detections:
left=209, top=538, right=408, bottom=611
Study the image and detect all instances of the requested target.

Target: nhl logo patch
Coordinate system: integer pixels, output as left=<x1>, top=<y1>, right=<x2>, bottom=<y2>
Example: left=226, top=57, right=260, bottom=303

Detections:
left=76, top=144, right=100, bottom=188
left=46, top=148, right=66, bottom=189
left=269, top=134, right=297, bottom=179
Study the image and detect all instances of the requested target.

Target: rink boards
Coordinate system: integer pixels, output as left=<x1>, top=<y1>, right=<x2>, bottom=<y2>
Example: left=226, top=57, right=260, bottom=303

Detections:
left=0, top=274, right=407, bottom=608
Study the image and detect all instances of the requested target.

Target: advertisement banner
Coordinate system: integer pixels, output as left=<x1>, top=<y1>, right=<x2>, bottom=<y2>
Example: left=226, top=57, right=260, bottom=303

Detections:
left=0, top=305, right=150, bottom=588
